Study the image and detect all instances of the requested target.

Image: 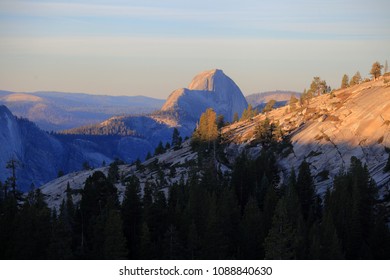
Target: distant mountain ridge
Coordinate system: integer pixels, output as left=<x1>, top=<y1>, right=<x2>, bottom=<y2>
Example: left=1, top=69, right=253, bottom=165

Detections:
left=246, top=90, right=301, bottom=107
left=62, top=69, right=249, bottom=144
left=0, top=90, right=165, bottom=131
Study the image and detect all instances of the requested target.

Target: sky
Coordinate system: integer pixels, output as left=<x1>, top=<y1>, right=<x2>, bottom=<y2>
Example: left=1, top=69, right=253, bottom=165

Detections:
left=0, top=0, right=389, bottom=98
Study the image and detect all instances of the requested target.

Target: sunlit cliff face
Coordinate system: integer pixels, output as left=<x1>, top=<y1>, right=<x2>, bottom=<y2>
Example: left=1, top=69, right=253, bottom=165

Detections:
left=222, top=77, right=390, bottom=192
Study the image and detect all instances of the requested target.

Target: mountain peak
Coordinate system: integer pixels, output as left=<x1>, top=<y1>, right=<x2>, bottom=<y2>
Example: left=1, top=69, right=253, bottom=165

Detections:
left=188, top=69, right=224, bottom=91
left=161, top=69, right=248, bottom=122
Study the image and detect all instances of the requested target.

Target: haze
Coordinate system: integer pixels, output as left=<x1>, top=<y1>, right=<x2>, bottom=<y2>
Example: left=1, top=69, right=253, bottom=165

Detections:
left=0, top=0, right=389, bottom=98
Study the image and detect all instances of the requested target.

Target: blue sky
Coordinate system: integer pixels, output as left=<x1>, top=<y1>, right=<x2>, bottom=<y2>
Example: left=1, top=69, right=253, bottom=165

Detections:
left=0, top=0, right=389, bottom=98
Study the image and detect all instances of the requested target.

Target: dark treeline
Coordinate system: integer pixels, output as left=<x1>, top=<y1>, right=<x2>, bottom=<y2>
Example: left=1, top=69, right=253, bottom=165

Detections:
left=1, top=153, right=389, bottom=259
left=1, top=110, right=390, bottom=259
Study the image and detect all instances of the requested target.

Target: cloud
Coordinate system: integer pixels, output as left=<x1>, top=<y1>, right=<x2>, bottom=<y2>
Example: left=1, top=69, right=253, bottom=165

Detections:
left=1, top=0, right=389, bottom=40
left=0, top=0, right=226, bottom=21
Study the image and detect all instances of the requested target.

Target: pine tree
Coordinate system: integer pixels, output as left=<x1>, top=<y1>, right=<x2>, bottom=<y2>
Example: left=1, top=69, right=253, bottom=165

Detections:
left=296, top=160, right=316, bottom=222
left=5, top=159, right=18, bottom=197
left=103, top=208, right=128, bottom=259
left=240, top=197, right=264, bottom=259
left=262, top=99, right=276, bottom=113
left=121, top=176, right=142, bottom=259
left=384, top=60, right=388, bottom=74
left=48, top=201, right=74, bottom=259
left=289, top=95, right=298, bottom=110
left=350, top=71, right=362, bottom=86
left=11, top=189, right=51, bottom=259
left=370, top=61, right=383, bottom=80
left=139, top=222, right=154, bottom=259
left=154, top=141, right=165, bottom=155
left=79, top=171, right=119, bottom=257
left=341, top=74, right=349, bottom=89
left=326, top=157, right=380, bottom=259
left=240, top=104, right=258, bottom=121
left=307, top=77, right=327, bottom=96
left=320, top=210, right=344, bottom=259
left=163, top=224, right=183, bottom=259
left=187, top=220, right=201, bottom=260
left=107, top=161, right=120, bottom=183
left=191, top=108, right=218, bottom=148
left=264, top=197, right=302, bottom=259
left=202, top=195, right=224, bottom=259
left=145, top=190, right=168, bottom=259
left=171, top=128, right=182, bottom=148
left=0, top=183, right=19, bottom=259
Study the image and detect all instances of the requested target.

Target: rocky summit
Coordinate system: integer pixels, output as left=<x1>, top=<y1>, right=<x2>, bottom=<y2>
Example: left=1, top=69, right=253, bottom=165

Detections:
left=161, top=69, right=248, bottom=122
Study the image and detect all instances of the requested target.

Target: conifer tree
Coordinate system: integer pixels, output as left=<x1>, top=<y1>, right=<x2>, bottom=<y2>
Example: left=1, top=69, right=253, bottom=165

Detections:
left=240, top=104, right=258, bottom=121
left=370, top=61, right=383, bottom=80
left=296, top=160, right=316, bottom=222
left=171, top=128, right=182, bottom=148
left=79, top=171, right=119, bottom=257
left=191, top=108, right=218, bottom=149
left=154, top=141, right=165, bottom=155
left=202, top=195, right=224, bottom=259
left=320, top=210, right=344, bottom=259
left=48, top=201, right=74, bottom=259
left=187, top=220, right=200, bottom=260
left=11, top=189, right=51, bottom=259
left=103, top=207, right=128, bottom=259
left=139, top=222, right=154, bottom=259
left=121, top=176, right=142, bottom=259
left=5, top=159, right=18, bottom=197
left=264, top=197, right=302, bottom=259
left=341, top=74, right=349, bottom=89
left=289, top=95, right=298, bottom=110
left=240, top=197, right=264, bottom=259
left=262, top=99, right=276, bottom=113
left=163, top=224, right=183, bottom=259
left=307, top=77, right=327, bottom=96
left=350, top=71, right=362, bottom=86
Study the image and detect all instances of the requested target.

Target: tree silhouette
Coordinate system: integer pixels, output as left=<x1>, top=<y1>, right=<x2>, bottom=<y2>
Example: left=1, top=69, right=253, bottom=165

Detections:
left=370, top=61, right=383, bottom=80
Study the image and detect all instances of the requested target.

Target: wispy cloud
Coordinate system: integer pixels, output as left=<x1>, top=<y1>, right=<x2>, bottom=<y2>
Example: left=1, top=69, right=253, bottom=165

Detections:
left=1, top=0, right=388, bottom=39
left=0, top=1, right=225, bottom=20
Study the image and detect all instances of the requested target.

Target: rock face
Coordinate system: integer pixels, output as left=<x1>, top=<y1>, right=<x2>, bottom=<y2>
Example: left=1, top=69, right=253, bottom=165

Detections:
left=223, top=77, right=390, bottom=192
left=161, top=69, right=248, bottom=122
left=0, top=105, right=112, bottom=190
